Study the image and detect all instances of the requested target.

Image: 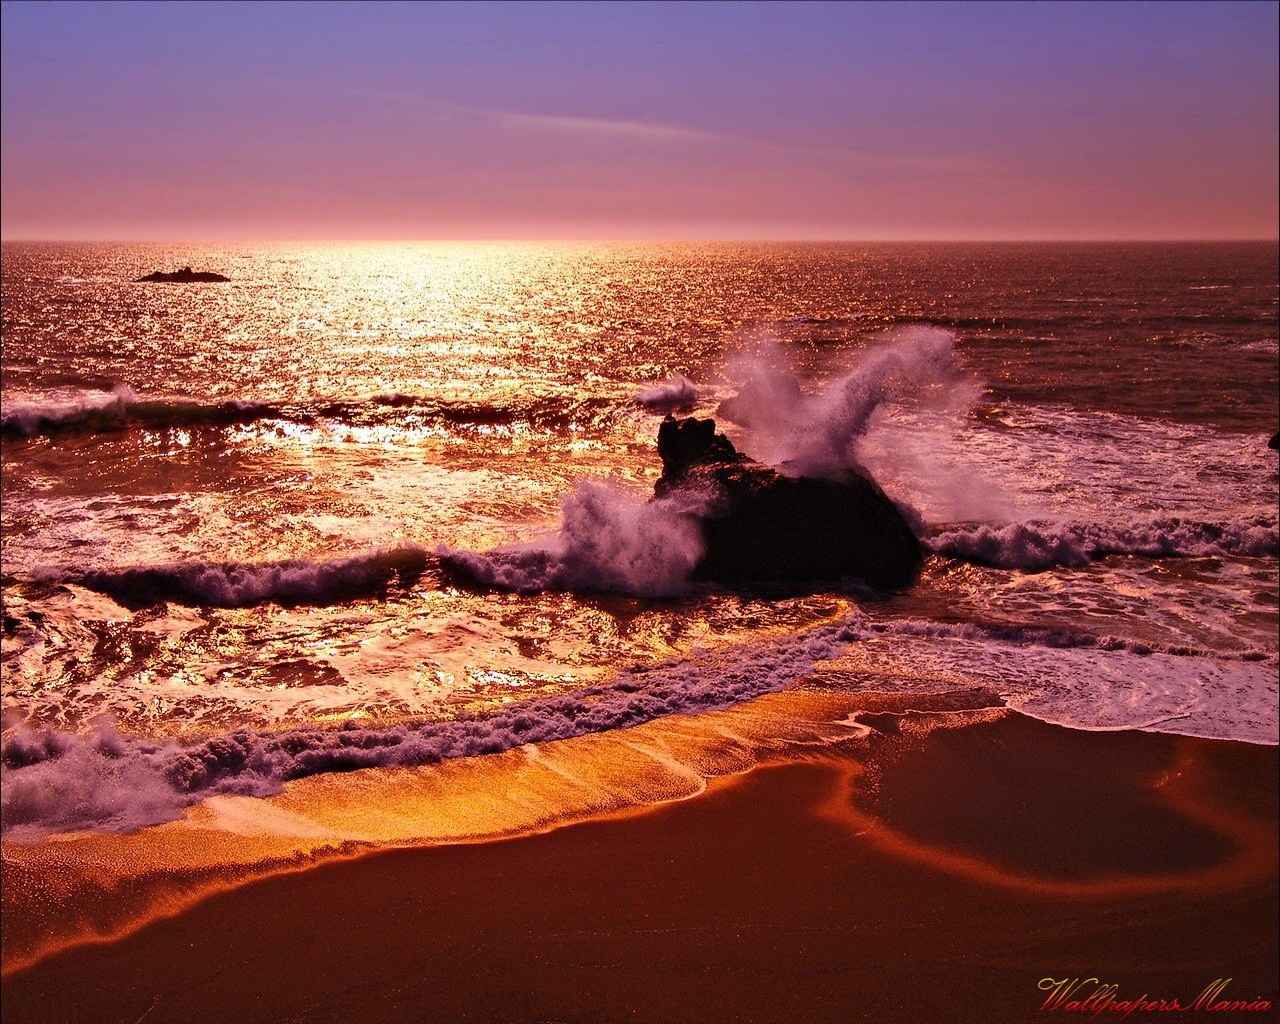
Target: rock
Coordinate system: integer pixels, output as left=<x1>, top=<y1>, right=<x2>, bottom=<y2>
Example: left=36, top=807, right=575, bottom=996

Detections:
left=136, top=266, right=230, bottom=283
left=1268, top=431, right=1279, bottom=452
left=656, top=416, right=747, bottom=477
left=654, top=416, right=923, bottom=590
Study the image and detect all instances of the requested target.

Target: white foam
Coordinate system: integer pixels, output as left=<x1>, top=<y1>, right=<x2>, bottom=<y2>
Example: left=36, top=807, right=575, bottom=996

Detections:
left=634, top=373, right=700, bottom=414
left=440, top=480, right=712, bottom=597
left=928, top=516, right=1278, bottom=569
left=835, top=623, right=1279, bottom=745
left=948, top=404, right=1277, bottom=522
left=719, top=327, right=976, bottom=484
left=1, top=385, right=138, bottom=435
left=1, top=616, right=859, bottom=838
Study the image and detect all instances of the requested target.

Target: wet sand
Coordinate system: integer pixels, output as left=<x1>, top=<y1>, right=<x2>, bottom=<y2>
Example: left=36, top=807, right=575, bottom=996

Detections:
left=2, top=711, right=1276, bottom=1024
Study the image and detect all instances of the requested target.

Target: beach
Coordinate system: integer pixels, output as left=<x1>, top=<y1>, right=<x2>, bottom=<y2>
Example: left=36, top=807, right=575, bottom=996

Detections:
left=4, top=2, right=1278, bottom=1018
left=2, top=240, right=1277, bottom=1022
left=4, top=694, right=1277, bottom=1024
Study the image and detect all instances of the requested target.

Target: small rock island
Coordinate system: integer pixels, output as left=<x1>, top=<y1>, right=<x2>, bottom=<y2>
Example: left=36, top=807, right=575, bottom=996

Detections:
left=135, top=267, right=230, bottom=283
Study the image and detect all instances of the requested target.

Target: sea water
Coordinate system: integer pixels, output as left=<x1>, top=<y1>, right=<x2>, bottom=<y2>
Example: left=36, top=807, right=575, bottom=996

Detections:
left=2, top=241, right=1276, bottom=837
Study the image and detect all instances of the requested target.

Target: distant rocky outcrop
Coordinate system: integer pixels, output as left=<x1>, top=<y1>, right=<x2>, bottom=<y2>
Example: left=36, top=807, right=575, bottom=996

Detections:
left=655, top=416, right=923, bottom=590
left=135, top=266, right=230, bottom=283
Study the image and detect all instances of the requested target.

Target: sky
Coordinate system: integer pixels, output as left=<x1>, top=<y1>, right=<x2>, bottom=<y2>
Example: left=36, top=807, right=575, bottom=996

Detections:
left=1, top=1, right=1277, bottom=241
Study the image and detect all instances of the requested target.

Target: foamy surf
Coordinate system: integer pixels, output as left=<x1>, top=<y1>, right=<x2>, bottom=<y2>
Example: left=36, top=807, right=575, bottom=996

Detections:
left=828, top=620, right=1279, bottom=745
left=717, top=326, right=976, bottom=482
left=1, top=617, right=859, bottom=838
left=1, top=388, right=626, bottom=439
left=1, top=386, right=275, bottom=436
left=438, top=481, right=713, bottom=597
left=64, top=545, right=432, bottom=608
left=928, top=515, right=1279, bottom=569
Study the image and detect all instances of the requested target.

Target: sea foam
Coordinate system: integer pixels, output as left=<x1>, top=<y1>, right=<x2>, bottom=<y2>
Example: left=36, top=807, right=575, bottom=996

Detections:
left=1, top=618, right=858, bottom=838
left=928, top=516, right=1279, bottom=569
left=634, top=373, right=700, bottom=414
left=717, top=326, right=977, bottom=481
left=440, top=481, right=712, bottom=597
left=67, top=545, right=431, bottom=608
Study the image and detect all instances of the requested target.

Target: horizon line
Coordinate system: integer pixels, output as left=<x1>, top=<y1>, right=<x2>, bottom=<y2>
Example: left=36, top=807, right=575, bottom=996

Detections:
left=3, top=236, right=1278, bottom=246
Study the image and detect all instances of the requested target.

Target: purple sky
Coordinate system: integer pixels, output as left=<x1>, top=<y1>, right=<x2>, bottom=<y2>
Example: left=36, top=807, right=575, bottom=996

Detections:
left=2, top=1, right=1276, bottom=241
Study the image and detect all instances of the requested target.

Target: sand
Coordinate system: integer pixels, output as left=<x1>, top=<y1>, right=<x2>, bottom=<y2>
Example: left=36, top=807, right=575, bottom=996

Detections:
left=2, top=709, right=1276, bottom=1024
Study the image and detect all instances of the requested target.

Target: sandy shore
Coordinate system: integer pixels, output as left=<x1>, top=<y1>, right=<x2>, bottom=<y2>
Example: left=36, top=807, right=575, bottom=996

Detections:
left=2, top=709, right=1276, bottom=1024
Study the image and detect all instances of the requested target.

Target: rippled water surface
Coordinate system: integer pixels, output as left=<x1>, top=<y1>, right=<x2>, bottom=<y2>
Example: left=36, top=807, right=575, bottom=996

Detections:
left=2, top=241, right=1276, bottom=835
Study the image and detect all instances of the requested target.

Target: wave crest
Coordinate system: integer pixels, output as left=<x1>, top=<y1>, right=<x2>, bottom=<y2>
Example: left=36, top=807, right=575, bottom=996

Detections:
left=634, top=374, right=700, bottom=414
left=1, top=619, right=857, bottom=837
left=440, top=482, right=711, bottom=598
left=928, top=516, right=1279, bottom=569
left=65, top=545, right=431, bottom=608
left=718, top=326, right=975, bottom=480
left=2, top=388, right=622, bottom=439
left=2, top=386, right=276, bottom=437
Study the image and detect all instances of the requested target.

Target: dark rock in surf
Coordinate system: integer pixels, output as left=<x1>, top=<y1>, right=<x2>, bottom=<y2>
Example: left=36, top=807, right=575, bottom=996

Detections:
left=1268, top=431, right=1279, bottom=452
left=654, top=416, right=923, bottom=590
left=135, top=266, right=230, bottom=283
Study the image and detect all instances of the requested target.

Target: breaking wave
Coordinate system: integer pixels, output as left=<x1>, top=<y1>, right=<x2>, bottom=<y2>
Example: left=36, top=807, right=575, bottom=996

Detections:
left=440, top=481, right=712, bottom=598
left=63, top=545, right=431, bottom=609
left=1, top=388, right=622, bottom=439
left=634, top=373, right=700, bottom=414
left=43, top=481, right=710, bottom=607
left=863, top=617, right=1275, bottom=662
left=928, top=516, right=1278, bottom=569
left=707, top=325, right=1020, bottom=535
left=0, top=618, right=858, bottom=838
left=719, top=327, right=974, bottom=478
left=1, top=386, right=273, bottom=437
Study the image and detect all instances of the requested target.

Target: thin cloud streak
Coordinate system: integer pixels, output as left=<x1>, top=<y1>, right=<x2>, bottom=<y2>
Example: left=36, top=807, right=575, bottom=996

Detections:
left=345, top=86, right=979, bottom=171
left=350, top=85, right=740, bottom=143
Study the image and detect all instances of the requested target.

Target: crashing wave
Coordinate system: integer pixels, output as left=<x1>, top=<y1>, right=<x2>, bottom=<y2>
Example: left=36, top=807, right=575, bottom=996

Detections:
left=439, top=481, right=712, bottom=598
left=1, top=386, right=276, bottom=437
left=0, top=618, right=858, bottom=837
left=716, top=326, right=978, bottom=482
left=634, top=373, right=700, bottom=414
left=64, top=545, right=431, bottom=608
left=928, top=516, right=1279, bottom=569
left=2, top=388, right=622, bottom=439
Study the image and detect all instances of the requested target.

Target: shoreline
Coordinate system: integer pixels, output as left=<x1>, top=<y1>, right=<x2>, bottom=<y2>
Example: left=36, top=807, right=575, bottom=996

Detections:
left=0, top=687, right=917, bottom=975
left=2, top=704, right=1276, bottom=1023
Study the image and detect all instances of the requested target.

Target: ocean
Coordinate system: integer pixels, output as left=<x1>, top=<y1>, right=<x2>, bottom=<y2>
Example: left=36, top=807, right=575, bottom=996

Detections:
left=2, top=240, right=1277, bottom=838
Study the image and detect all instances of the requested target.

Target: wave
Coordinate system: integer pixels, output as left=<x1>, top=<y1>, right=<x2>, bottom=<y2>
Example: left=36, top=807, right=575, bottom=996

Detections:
left=64, top=545, right=431, bottom=609
left=927, top=516, right=1279, bottom=569
left=46, top=480, right=705, bottom=607
left=634, top=374, right=700, bottom=414
left=862, top=617, right=1275, bottom=662
left=1, top=386, right=278, bottom=437
left=439, top=481, right=712, bottom=598
left=717, top=327, right=977, bottom=483
left=2, top=388, right=623, bottom=439
left=846, top=619, right=1278, bottom=746
left=0, top=618, right=858, bottom=837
